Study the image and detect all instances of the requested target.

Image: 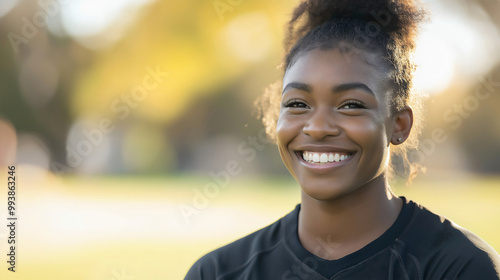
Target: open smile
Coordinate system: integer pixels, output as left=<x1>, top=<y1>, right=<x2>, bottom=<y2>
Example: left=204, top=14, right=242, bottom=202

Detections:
left=294, top=150, right=355, bottom=171
left=301, top=151, right=352, bottom=163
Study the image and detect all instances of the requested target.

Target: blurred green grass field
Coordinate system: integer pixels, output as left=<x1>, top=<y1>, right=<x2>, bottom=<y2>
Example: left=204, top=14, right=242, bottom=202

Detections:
left=0, top=173, right=499, bottom=280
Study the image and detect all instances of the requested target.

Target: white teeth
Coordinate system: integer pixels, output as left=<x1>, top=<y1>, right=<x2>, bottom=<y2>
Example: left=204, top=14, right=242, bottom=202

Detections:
left=320, top=153, right=328, bottom=163
left=301, top=151, right=351, bottom=164
left=312, top=153, right=320, bottom=163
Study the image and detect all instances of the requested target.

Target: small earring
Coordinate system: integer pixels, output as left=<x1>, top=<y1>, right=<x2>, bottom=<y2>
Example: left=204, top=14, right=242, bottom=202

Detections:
left=397, top=137, right=402, bottom=142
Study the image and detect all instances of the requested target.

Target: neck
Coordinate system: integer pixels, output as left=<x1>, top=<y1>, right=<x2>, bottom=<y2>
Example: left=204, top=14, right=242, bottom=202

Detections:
left=298, top=175, right=402, bottom=260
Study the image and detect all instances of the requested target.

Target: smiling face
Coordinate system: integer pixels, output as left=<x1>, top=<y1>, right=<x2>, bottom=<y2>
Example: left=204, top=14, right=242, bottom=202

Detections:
left=277, top=47, right=401, bottom=201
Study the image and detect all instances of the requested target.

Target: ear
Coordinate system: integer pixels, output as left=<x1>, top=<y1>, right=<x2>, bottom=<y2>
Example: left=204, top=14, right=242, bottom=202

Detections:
left=390, top=106, right=413, bottom=145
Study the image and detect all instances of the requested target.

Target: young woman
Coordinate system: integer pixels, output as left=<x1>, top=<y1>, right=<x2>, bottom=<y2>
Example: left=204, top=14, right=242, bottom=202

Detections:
left=185, top=0, right=500, bottom=279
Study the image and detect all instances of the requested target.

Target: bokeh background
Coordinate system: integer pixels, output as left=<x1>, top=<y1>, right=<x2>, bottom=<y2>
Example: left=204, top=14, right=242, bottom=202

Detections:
left=0, top=0, right=500, bottom=279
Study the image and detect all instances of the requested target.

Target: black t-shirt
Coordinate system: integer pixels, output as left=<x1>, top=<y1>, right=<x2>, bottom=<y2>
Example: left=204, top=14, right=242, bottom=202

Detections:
left=185, top=197, right=500, bottom=279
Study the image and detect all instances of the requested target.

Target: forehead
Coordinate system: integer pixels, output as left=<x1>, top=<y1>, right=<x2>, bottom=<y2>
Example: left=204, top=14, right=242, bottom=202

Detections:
left=283, top=48, right=391, bottom=96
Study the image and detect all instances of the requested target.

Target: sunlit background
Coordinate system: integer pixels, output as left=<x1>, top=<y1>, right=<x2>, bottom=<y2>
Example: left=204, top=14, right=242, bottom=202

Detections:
left=0, top=0, right=500, bottom=279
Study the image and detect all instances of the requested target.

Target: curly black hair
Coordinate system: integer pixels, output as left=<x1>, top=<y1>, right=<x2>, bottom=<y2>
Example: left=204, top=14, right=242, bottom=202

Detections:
left=256, top=0, right=428, bottom=181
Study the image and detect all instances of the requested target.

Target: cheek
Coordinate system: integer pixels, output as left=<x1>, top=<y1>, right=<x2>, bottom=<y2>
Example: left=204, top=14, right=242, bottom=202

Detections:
left=343, top=117, right=390, bottom=177
left=276, top=113, right=300, bottom=148
left=344, top=117, right=389, bottom=151
left=276, top=114, right=302, bottom=169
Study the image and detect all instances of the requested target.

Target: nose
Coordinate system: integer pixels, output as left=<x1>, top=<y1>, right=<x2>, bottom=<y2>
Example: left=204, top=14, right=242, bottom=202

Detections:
left=303, top=107, right=341, bottom=140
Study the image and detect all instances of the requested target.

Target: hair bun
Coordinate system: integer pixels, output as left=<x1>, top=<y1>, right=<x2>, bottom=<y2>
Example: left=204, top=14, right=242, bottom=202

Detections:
left=285, top=0, right=426, bottom=51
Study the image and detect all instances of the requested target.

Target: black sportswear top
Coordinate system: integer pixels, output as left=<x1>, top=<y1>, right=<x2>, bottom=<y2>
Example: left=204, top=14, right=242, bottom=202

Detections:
left=185, top=197, right=500, bottom=280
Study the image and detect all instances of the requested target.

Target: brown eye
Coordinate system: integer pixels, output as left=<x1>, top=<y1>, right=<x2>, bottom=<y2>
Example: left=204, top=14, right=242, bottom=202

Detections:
left=339, top=100, right=365, bottom=109
left=283, top=100, right=309, bottom=109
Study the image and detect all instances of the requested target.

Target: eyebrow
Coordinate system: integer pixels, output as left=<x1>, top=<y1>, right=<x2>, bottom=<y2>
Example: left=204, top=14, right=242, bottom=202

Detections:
left=282, top=81, right=375, bottom=96
left=282, top=82, right=312, bottom=94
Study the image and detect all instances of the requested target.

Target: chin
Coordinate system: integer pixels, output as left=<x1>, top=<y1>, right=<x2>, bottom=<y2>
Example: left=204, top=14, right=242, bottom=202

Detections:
left=299, top=177, right=356, bottom=202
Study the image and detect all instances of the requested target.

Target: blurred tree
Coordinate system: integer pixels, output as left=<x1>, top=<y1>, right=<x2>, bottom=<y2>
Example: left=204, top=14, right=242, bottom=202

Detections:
left=457, top=64, right=500, bottom=173
left=0, top=1, right=93, bottom=166
left=1, top=0, right=499, bottom=176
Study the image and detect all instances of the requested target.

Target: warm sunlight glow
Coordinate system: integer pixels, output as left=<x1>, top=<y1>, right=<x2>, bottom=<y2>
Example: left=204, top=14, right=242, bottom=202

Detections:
left=413, top=1, right=500, bottom=95
left=60, top=0, right=153, bottom=37
left=0, top=0, right=18, bottom=18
